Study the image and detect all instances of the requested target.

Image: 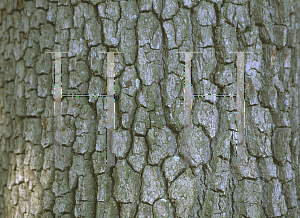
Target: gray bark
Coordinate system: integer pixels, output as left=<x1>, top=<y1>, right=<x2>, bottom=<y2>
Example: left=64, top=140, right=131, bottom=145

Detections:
left=0, top=0, right=300, bottom=217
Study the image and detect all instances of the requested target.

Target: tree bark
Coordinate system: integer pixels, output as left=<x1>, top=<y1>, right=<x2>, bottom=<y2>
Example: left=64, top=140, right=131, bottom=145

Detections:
left=0, top=0, right=300, bottom=217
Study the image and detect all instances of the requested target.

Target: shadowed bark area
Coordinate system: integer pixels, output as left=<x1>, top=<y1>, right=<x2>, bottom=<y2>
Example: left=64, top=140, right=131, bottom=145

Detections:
left=0, top=0, right=300, bottom=217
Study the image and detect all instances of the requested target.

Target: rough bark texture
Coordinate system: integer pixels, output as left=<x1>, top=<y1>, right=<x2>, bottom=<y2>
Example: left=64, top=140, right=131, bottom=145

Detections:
left=0, top=0, right=300, bottom=217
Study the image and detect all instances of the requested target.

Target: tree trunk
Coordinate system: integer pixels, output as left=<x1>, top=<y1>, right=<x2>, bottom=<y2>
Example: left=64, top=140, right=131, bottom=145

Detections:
left=0, top=0, right=300, bottom=217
